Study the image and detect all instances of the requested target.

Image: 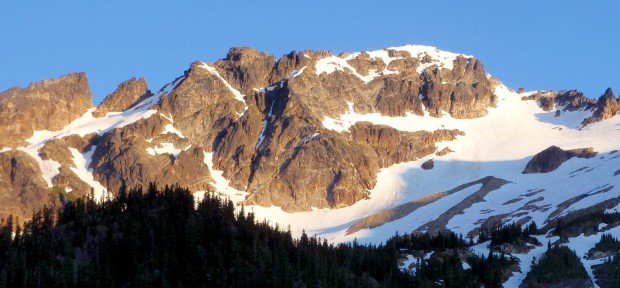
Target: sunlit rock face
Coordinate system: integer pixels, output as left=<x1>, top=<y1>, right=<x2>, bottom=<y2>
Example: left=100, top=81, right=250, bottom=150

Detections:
left=0, top=73, right=92, bottom=147
left=92, top=77, right=151, bottom=117
left=1, top=44, right=620, bottom=285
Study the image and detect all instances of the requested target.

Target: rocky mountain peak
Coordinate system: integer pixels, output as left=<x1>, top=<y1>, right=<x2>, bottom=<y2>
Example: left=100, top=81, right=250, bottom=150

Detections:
left=1, top=44, right=619, bottom=287
left=582, top=87, right=620, bottom=126
left=93, top=77, right=151, bottom=117
left=0, top=72, right=93, bottom=147
left=215, top=47, right=276, bottom=95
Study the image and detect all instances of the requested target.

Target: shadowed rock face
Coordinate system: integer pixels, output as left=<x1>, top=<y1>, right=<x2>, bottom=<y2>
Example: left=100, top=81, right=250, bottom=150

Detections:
left=93, top=77, right=151, bottom=117
left=523, top=145, right=597, bottom=174
left=523, top=90, right=596, bottom=112
left=522, top=88, right=620, bottom=127
left=0, top=73, right=92, bottom=147
left=0, top=151, right=61, bottom=222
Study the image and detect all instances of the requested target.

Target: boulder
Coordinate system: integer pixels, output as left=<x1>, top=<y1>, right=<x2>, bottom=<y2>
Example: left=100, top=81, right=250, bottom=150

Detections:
left=421, top=159, right=434, bottom=170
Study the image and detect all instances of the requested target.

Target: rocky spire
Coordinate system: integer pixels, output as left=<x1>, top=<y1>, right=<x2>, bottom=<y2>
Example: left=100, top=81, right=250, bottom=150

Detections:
left=93, top=77, right=151, bottom=117
left=582, top=87, right=620, bottom=126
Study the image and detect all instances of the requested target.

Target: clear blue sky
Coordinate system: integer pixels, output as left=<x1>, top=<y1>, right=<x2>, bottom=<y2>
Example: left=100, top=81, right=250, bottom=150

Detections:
left=2, top=1, right=619, bottom=104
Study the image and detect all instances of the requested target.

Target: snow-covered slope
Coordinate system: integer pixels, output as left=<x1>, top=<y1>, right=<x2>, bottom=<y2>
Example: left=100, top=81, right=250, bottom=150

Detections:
left=206, top=60, right=619, bottom=285
left=232, top=83, right=617, bottom=240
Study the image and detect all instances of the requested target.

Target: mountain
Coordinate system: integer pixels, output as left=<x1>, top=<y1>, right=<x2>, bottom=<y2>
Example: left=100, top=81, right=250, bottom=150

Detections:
left=1, top=44, right=619, bottom=287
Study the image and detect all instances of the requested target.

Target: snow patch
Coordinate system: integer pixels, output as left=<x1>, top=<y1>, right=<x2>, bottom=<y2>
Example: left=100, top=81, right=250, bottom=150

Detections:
left=256, top=101, right=275, bottom=149
left=202, top=152, right=249, bottom=204
left=314, top=45, right=471, bottom=83
left=255, top=67, right=306, bottom=93
left=322, top=101, right=455, bottom=132
left=68, top=147, right=109, bottom=202
left=561, top=227, right=620, bottom=288
left=146, top=143, right=191, bottom=157
left=17, top=146, right=61, bottom=188
left=388, top=44, right=472, bottom=72
left=399, top=255, right=417, bottom=274
left=159, top=113, right=174, bottom=123
left=315, top=54, right=382, bottom=83
left=291, top=66, right=306, bottom=77
left=162, top=124, right=185, bottom=138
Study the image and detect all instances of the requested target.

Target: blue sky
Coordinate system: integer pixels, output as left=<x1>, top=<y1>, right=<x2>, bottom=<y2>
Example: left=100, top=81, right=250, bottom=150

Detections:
left=1, top=1, right=619, bottom=104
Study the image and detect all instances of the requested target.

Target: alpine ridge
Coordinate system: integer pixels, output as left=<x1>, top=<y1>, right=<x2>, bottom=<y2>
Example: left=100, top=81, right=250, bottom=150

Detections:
left=1, top=44, right=619, bottom=287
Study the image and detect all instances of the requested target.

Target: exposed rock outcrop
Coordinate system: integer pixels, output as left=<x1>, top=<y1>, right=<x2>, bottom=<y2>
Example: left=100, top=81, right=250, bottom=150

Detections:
left=420, top=57, right=497, bottom=118
left=89, top=115, right=214, bottom=195
left=523, top=146, right=597, bottom=174
left=93, top=77, right=151, bottom=117
left=0, top=151, right=61, bottom=222
left=0, top=45, right=543, bottom=214
left=582, top=88, right=620, bottom=126
left=215, top=47, right=275, bottom=95
left=0, top=73, right=92, bottom=147
left=39, top=137, right=95, bottom=199
left=523, top=88, right=620, bottom=127
left=523, top=90, right=596, bottom=112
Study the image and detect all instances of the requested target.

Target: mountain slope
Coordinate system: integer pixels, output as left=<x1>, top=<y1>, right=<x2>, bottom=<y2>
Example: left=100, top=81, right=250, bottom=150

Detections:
left=1, top=44, right=619, bottom=287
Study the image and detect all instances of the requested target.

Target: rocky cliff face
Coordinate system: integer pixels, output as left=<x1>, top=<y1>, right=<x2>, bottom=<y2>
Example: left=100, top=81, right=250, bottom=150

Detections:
left=2, top=44, right=620, bottom=287
left=522, top=90, right=596, bottom=112
left=0, top=45, right=495, bottom=217
left=0, top=151, right=61, bottom=222
left=582, top=88, right=620, bottom=126
left=522, top=88, right=620, bottom=127
left=0, top=73, right=92, bottom=147
left=0, top=44, right=616, bottom=222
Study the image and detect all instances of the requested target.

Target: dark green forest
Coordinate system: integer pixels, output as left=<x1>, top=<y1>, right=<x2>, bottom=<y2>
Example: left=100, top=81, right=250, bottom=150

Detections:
left=521, top=245, right=591, bottom=287
left=0, top=184, right=516, bottom=288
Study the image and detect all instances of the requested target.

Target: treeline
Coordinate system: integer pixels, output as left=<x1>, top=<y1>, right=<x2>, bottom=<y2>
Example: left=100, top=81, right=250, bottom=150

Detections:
left=595, top=234, right=620, bottom=253
left=592, top=234, right=620, bottom=287
left=487, top=222, right=538, bottom=247
left=410, top=251, right=514, bottom=288
left=1, top=184, right=415, bottom=287
left=521, top=245, right=591, bottom=288
left=387, top=231, right=516, bottom=287
left=0, top=184, right=517, bottom=287
left=386, top=231, right=468, bottom=251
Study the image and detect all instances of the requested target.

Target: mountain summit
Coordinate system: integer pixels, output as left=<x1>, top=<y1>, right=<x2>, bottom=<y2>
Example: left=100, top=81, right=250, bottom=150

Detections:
left=1, top=44, right=619, bottom=286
